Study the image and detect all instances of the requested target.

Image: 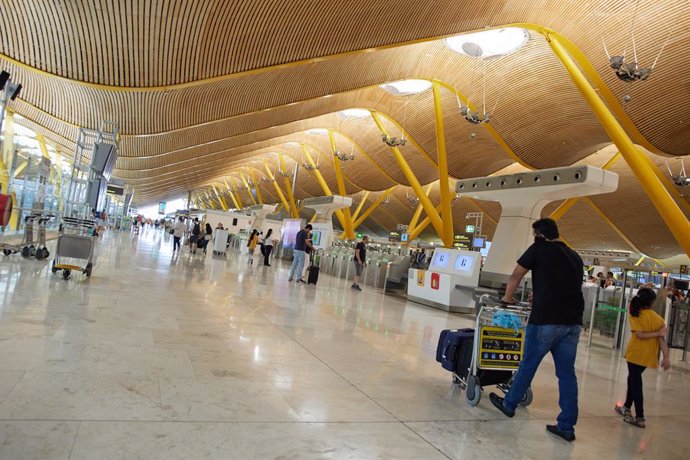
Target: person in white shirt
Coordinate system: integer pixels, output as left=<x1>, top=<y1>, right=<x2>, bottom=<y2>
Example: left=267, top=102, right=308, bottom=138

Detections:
left=172, top=216, right=186, bottom=252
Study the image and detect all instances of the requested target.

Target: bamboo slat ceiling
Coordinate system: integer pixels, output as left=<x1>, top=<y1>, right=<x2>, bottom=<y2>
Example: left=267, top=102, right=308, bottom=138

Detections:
left=1, top=0, right=689, bottom=257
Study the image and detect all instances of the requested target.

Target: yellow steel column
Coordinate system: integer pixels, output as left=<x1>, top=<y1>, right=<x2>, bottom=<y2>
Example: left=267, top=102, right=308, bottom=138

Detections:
left=212, top=185, right=228, bottom=211
left=263, top=162, right=290, bottom=212
left=249, top=170, right=264, bottom=205
left=300, top=144, right=347, bottom=229
left=370, top=111, right=445, bottom=241
left=278, top=153, right=299, bottom=218
left=547, top=34, right=690, bottom=257
left=328, top=130, right=355, bottom=239
left=408, top=184, right=433, bottom=231
left=239, top=173, right=257, bottom=205
left=223, top=181, right=241, bottom=209
left=231, top=179, right=244, bottom=209
left=432, top=83, right=454, bottom=247
left=408, top=203, right=444, bottom=242
left=351, top=191, right=370, bottom=222
left=352, top=187, right=395, bottom=229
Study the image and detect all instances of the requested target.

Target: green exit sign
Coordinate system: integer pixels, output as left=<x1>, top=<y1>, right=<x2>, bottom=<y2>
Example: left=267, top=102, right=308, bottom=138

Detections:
left=357, top=233, right=363, bottom=238
left=465, top=225, right=475, bottom=233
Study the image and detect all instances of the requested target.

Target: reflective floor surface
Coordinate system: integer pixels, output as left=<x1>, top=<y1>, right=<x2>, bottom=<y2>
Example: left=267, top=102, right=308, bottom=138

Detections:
left=0, top=229, right=688, bottom=459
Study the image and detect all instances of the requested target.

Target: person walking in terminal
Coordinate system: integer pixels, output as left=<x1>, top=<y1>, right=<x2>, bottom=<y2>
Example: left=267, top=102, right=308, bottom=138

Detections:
left=262, top=228, right=275, bottom=266
left=288, top=224, right=312, bottom=283
left=246, top=229, right=259, bottom=264
left=172, top=216, right=186, bottom=252
left=489, top=218, right=584, bottom=443
left=615, top=287, right=671, bottom=428
left=351, top=235, right=368, bottom=291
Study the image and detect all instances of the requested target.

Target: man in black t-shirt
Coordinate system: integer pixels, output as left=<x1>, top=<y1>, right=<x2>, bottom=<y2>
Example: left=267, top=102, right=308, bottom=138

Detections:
left=490, top=218, right=584, bottom=443
left=351, top=235, right=368, bottom=291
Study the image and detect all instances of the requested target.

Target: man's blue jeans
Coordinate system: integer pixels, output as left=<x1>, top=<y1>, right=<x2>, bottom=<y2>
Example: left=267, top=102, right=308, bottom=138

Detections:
left=504, top=324, right=581, bottom=433
left=288, top=249, right=306, bottom=281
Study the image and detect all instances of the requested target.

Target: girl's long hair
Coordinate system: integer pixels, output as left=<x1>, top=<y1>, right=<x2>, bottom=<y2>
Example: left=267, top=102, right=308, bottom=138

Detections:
left=630, top=287, right=656, bottom=317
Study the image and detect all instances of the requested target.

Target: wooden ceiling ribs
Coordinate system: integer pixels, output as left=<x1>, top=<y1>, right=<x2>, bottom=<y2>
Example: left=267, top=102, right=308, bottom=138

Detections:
left=1, top=0, right=689, bottom=256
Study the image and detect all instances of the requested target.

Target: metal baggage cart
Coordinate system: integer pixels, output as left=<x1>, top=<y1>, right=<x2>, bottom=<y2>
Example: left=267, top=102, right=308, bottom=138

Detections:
left=452, top=295, right=533, bottom=407
left=2, top=213, right=53, bottom=259
left=51, top=217, right=96, bottom=280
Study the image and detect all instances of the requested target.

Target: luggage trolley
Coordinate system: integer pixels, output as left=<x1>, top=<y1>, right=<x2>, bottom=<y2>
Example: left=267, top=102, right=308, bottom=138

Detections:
left=52, top=217, right=96, bottom=280
left=453, top=295, right=533, bottom=407
left=2, top=213, right=53, bottom=259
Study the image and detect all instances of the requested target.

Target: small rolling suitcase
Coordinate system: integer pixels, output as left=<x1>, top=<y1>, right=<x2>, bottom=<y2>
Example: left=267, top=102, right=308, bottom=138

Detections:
left=307, top=265, right=320, bottom=285
left=436, top=328, right=474, bottom=373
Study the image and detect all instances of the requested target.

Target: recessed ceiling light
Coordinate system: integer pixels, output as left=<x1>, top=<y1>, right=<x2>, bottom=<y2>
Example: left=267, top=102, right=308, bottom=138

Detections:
left=444, top=28, right=529, bottom=59
left=305, top=128, right=328, bottom=135
left=339, top=108, right=371, bottom=118
left=284, top=142, right=300, bottom=147
left=380, top=79, right=432, bottom=96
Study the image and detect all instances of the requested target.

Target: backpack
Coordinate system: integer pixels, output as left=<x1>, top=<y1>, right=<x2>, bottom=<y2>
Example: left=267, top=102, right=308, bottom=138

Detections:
left=192, top=223, right=201, bottom=235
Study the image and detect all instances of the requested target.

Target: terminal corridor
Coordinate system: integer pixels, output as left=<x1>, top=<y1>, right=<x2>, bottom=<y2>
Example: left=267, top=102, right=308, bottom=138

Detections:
left=0, top=230, right=688, bottom=459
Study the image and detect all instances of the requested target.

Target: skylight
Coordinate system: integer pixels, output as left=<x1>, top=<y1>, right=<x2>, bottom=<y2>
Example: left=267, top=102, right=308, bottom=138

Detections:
left=444, top=28, right=529, bottom=59
left=380, top=79, right=432, bottom=95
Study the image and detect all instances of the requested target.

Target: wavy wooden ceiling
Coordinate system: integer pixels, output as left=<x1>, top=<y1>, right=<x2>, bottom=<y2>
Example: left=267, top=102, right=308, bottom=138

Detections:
left=1, top=0, right=689, bottom=258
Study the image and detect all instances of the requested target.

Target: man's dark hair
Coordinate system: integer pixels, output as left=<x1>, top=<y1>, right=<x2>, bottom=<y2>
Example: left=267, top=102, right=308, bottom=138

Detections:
left=305, top=224, right=312, bottom=230
left=532, top=218, right=559, bottom=240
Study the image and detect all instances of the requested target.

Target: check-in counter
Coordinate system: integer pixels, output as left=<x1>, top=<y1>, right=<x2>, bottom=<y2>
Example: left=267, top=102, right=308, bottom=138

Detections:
left=407, top=248, right=481, bottom=314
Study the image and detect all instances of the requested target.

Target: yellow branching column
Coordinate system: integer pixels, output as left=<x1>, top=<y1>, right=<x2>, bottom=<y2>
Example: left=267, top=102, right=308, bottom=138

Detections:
left=351, top=191, right=370, bottom=222
left=351, top=188, right=395, bottom=230
left=370, top=111, right=446, bottom=242
left=239, top=173, right=257, bottom=206
left=263, top=162, right=290, bottom=212
left=299, top=144, right=348, bottom=231
left=408, top=204, right=443, bottom=242
left=278, top=153, right=299, bottom=218
left=408, top=184, right=433, bottom=231
left=211, top=185, right=228, bottom=211
left=546, top=33, right=690, bottom=257
left=432, top=83, right=454, bottom=247
left=223, top=181, right=240, bottom=209
left=328, top=130, right=355, bottom=239
left=230, top=179, right=244, bottom=209
left=249, top=170, right=264, bottom=205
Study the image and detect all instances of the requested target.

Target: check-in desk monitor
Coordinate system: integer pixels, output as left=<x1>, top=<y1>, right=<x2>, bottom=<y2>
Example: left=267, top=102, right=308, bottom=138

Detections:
left=408, top=248, right=481, bottom=314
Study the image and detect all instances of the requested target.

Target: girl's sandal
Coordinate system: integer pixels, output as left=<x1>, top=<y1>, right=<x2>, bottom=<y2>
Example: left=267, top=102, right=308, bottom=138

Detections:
left=615, top=405, right=631, bottom=417
left=624, top=414, right=646, bottom=428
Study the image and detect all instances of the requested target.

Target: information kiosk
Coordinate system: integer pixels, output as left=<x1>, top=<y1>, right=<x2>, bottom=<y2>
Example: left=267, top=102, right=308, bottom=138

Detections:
left=407, top=247, right=482, bottom=314
left=301, top=195, right=353, bottom=250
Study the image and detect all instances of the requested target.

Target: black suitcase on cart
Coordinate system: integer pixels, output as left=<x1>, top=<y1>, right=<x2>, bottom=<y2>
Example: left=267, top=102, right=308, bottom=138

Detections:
left=437, top=329, right=513, bottom=386
left=436, top=328, right=474, bottom=373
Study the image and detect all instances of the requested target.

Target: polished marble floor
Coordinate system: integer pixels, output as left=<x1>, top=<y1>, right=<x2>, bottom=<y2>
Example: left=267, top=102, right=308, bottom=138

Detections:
left=0, top=228, right=688, bottom=459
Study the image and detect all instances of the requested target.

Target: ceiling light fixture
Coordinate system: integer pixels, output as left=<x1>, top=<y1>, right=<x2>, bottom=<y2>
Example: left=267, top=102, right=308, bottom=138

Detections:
left=380, top=79, right=432, bottom=96
left=381, top=133, right=407, bottom=147
left=667, top=159, right=690, bottom=187
left=444, top=28, right=529, bottom=59
left=601, top=0, right=679, bottom=83
left=284, top=142, right=300, bottom=147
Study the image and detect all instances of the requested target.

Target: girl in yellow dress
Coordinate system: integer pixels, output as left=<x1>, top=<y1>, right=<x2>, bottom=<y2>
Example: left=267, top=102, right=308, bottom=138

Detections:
left=615, top=287, right=671, bottom=428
